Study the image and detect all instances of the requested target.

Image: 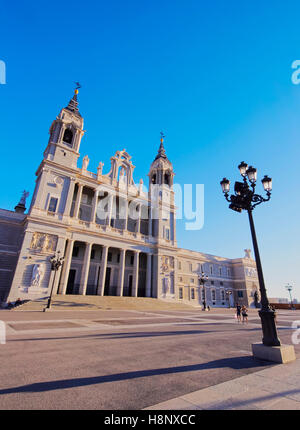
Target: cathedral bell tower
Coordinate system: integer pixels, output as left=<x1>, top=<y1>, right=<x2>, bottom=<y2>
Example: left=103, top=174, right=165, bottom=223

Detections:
left=148, top=133, right=176, bottom=246
left=29, top=87, right=85, bottom=217
left=43, top=87, right=84, bottom=169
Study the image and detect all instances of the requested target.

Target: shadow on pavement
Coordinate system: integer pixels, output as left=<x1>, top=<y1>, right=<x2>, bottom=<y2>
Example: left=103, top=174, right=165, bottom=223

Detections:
left=0, top=356, right=274, bottom=395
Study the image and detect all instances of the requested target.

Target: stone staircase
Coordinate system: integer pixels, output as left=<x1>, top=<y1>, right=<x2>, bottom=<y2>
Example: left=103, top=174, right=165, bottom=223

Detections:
left=13, top=295, right=197, bottom=312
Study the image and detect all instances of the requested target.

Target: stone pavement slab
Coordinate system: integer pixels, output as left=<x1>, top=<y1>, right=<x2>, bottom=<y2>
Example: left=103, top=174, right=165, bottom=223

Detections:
left=145, top=359, right=300, bottom=410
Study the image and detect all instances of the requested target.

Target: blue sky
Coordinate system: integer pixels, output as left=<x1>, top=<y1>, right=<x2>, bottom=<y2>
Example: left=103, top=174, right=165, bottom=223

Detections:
left=0, top=0, right=299, bottom=300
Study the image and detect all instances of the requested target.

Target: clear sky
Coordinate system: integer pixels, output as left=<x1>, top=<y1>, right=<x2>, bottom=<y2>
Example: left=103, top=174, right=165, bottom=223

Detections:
left=0, top=0, right=299, bottom=301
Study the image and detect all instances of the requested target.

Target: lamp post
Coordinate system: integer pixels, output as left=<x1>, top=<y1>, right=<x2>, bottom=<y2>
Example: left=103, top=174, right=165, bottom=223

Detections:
left=226, top=290, right=232, bottom=308
left=220, top=162, right=281, bottom=346
left=285, top=284, right=294, bottom=310
left=198, top=272, right=209, bottom=310
left=44, top=251, right=65, bottom=311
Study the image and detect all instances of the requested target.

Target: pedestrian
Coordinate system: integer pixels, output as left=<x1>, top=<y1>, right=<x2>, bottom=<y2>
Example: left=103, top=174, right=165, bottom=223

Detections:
left=207, top=305, right=210, bottom=311
left=241, top=305, right=248, bottom=324
left=15, top=298, right=22, bottom=307
left=271, top=305, right=277, bottom=323
left=236, top=303, right=242, bottom=322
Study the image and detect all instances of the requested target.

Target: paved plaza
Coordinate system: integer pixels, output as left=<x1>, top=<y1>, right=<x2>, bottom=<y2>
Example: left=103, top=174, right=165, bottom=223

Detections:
left=0, top=305, right=299, bottom=410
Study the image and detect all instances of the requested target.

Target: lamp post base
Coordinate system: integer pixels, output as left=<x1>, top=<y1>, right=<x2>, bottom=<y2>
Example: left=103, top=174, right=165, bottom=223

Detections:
left=259, top=309, right=281, bottom=346
left=252, top=343, right=296, bottom=364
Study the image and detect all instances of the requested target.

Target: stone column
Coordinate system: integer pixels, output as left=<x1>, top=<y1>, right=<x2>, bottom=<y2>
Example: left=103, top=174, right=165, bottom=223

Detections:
left=58, top=123, right=66, bottom=143
left=146, top=253, right=152, bottom=297
left=79, top=242, right=92, bottom=295
left=33, top=169, right=49, bottom=210
left=64, top=178, right=76, bottom=217
left=58, top=239, right=75, bottom=294
left=117, top=249, right=126, bottom=296
left=148, top=206, right=152, bottom=237
left=91, top=189, right=99, bottom=223
left=74, top=184, right=83, bottom=219
left=132, top=250, right=140, bottom=297
left=97, top=245, right=108, bottom=295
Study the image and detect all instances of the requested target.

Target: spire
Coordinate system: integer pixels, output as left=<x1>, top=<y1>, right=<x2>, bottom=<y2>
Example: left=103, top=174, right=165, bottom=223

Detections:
left=154, top=131, right=167, bottom=160
left=65, top=83, right=81, bottom=116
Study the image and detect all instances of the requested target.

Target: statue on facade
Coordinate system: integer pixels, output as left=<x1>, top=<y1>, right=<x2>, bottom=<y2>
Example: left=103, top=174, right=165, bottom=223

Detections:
left=82, top=155, right=90, bottom=171
left=254, top=290, right=260, bottom=308
left=15, top=190, right=30, bottom=214
left=20, top=190, right=29, bottom=205
left=97, top=161, right=104, bottom=177
left=31, top=264, right=45, bottom=288
left=244, top=249, right=252, bottom=259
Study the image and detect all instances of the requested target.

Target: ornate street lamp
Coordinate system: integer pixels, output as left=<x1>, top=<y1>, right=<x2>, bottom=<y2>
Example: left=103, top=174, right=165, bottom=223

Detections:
left=44, top=251, right=65, bottom=311
left=220, top=162, right=280, bottom=346
left=226, top=290, right=233, bottom=308
left=198, top=272, right=209, bottom=310
left=285, top=284, right=294, bottom=310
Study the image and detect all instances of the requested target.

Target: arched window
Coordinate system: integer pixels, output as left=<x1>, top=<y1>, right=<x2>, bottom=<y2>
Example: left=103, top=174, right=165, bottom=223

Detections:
left=63, top=128, right=73, bottom=145
left=151, top=173, right=156, bottom=184
left=211, top=289, right=216, bottom=301
left=164, top=173, right=169, bottom=185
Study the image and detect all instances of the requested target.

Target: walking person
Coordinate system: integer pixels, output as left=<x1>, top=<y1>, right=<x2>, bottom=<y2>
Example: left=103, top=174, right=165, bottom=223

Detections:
left=236, top=303, right=242, bottom=322
left=271, top=305, right=277, bottom=323
left=241, top=305, right=248, bottom=324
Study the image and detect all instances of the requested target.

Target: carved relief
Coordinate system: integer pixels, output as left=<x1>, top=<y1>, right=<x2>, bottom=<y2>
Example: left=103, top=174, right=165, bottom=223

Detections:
left=30, top=233, right=58, bottom=253
left=161, top=256, right=174, bottom=273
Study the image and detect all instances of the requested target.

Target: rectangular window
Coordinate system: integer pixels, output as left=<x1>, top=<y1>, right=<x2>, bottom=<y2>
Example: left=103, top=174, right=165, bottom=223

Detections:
left=220, top=281, right=224, bottom=286
left=210, top=265, right=213, bottom=275
left=190, top=278, right=194, bottom=283
left=166, top=228, right=170, bottom=240
left=191, top=288, right=195, bottom=299
left=219, top=267, right=222, bottom=276
left=189, top=263, right=192, bottom=272
left=227, top=268, right=231, bottom=276
left=211, top=280, right=214, bottom=285
left=238, top=291, right=244, bottom=298
left=179, top=288, right=183, bottom=299
left=178, top=261, right=182, bottom=270
left=48, top=197, right=58, bottom=213
left=212, top=290, right=216, bottom=301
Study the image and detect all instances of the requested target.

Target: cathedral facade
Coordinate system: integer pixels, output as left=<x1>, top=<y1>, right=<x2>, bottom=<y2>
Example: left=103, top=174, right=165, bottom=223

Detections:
left=0, top=90, right=259, bottom=307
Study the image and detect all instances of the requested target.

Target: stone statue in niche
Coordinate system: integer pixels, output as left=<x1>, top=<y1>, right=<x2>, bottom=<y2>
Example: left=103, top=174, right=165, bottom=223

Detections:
left=163, top=277, right=169, bottom=294
left=118, top=167, right=127, bottom=186
left=31, top=264, right=45, bottom=288
left=82, top=155, right=90, bottom=171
